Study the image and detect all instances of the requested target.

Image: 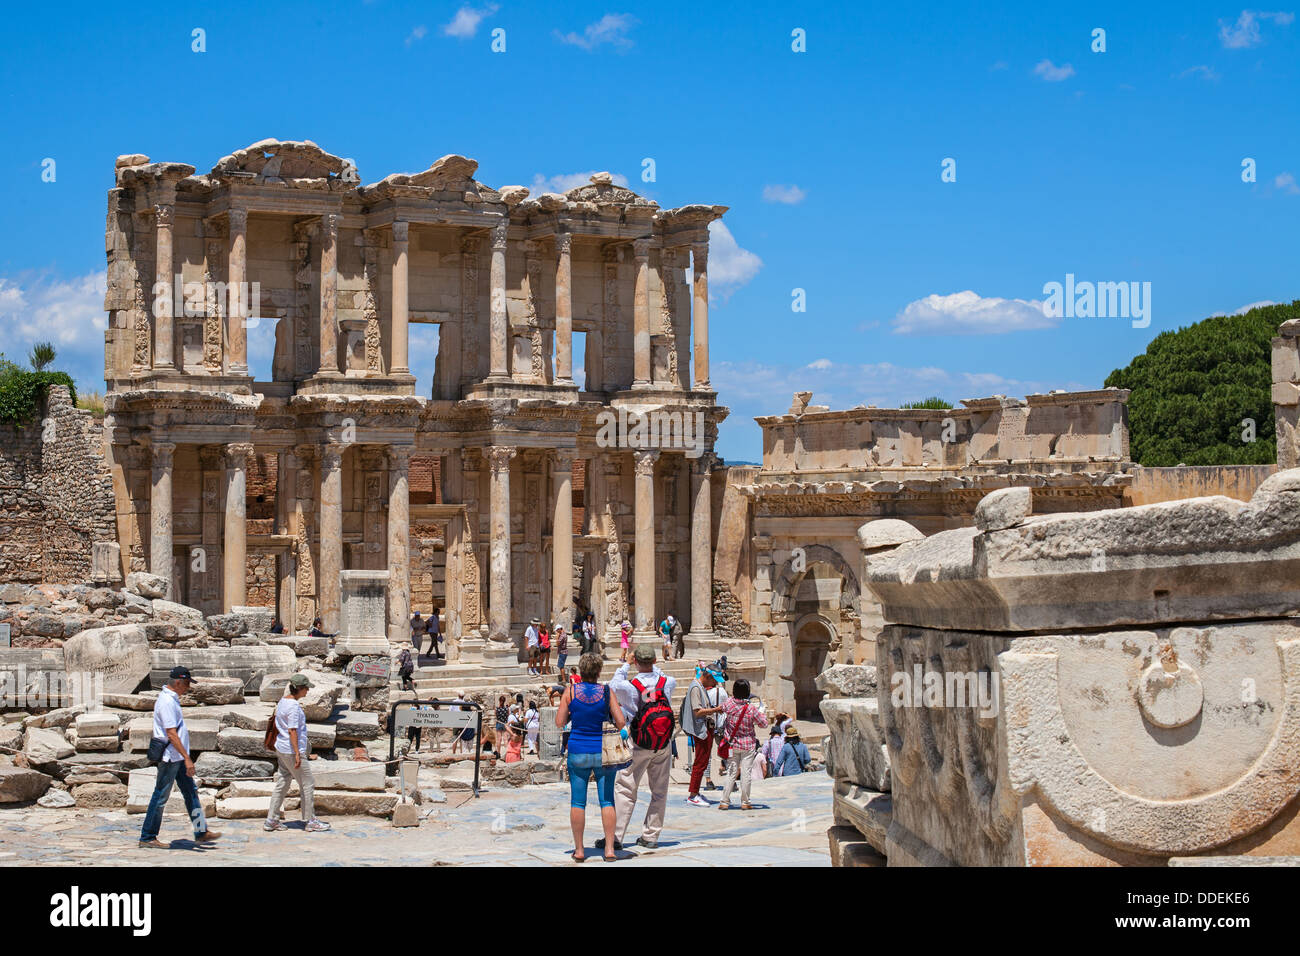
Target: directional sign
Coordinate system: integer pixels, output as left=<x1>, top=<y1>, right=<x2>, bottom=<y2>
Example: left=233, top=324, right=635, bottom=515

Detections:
left=393, top=707, right=477, bottom=730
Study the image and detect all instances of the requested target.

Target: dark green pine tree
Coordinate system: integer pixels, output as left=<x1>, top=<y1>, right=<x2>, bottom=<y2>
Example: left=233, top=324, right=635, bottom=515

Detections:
left=1105, top=301, right=1299, bottom=466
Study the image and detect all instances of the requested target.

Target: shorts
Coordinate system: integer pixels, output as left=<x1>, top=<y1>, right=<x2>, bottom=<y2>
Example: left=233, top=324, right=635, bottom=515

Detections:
left=566, top=751, right=615, bottom=809
left=460, top=727, right=476, bottom=742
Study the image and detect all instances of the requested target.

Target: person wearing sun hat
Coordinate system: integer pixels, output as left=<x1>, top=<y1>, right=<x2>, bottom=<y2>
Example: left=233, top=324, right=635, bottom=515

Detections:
left=680, top=658, right=728, bottom=806
left=772, top=723, right=812, bottom=777
left=265, top=673, right=331, bottom=833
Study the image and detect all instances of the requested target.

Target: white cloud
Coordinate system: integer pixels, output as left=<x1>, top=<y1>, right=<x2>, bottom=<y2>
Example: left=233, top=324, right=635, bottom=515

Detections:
left=443, top=4, right=497, bottom=39
left=1219, top=10, right=1295, bottom=49
left=1177, top=64, right=1220, bottom=81
left=554, top=13, right=637, bottom=50
left=0, top=271, right=107, bottom=388
left=1274, top=172, right=1300, bottom=194
left=1033, top=59, right=1075, bottom=82
left=529, top=170, right=630, bottom=195
left=405, top=25, right=428, bottom=46
left=891, top=290, right=1057, bottom=335
left=1213, top=300, right=1279, bottom=317
left=762, top=184, right=807, bottom=204
left=806, top=358, right=832, bottom=370
left=706, top=220, right=762, bottom=300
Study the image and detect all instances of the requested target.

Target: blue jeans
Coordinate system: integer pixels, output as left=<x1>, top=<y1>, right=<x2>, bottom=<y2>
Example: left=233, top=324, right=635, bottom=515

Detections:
left=567, top=752, right=615, bottom=809
left=139, top=759, right=207, bottom=842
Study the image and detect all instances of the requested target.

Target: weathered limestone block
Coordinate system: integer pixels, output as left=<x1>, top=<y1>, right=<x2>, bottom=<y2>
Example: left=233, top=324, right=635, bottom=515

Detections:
left=74, top=713, right=121, bottom=737
left=126, top=572, right=168, bottom=599
left=183, top=677, right=246, bottom=706
left=259, top=672, right=345, bottom=720
left=71, top=782, right=128, bottom=808
left=265, top=635, right=329, bottom=657
left=218, top=705, right=273, bottom=732
left=0, top=766, right=52, bottom=803
left=150, top=646, right=296, bottom=690
left=187, top=719, right=219, bottom=752
left=63, top=624, right=150, bottom=695
left=828, top=825, right=887, bottom=867
left=217, top=796, right=298, bottom=819
left=21, top=705, right=85, bottom=731
left=204, top=613, right=247, bottom=639
left=311, top=789, right=398, bottom=817
left=310, top=759, right=385, bottom=791
left=193, top=752, right=274, bottom=782
left=973, top=486, right=1032, bottom=532
left=152, top=600, right=205, bottom=630
left=125, top=767, right=218, bottom=815
left=66, top=730, right=120, bottom=753
left=22, top=727, right=74, bottom=764
left=217, top=727, right=272, bottom=759
left=331, top=710, right=381, bottom=741
left=816, top=664, right=879, bottom=700
left=37, top=789, right=76, bottom=808
left=306, top=723, right=336, bottom=751
left=232, top=606, right=275, bottom=632
left=820, top=697, right=889, bottom=792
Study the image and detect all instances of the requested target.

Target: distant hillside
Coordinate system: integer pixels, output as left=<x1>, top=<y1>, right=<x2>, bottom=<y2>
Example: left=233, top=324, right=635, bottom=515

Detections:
left=1105, top=301, right=1299, bottom=466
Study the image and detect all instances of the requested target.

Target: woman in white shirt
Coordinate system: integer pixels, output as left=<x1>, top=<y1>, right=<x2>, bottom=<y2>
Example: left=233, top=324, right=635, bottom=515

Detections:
left=525, top=701, right=541, bottom=754
left=265, top=674, right=331, bottom=833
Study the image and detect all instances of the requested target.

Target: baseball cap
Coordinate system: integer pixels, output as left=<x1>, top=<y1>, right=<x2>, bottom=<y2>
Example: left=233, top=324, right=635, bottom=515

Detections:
left=288, top=673, right=313, bottom=689
left=633, top=644, right=657, bottom=663
left=168, top=666, right=197, bottom=682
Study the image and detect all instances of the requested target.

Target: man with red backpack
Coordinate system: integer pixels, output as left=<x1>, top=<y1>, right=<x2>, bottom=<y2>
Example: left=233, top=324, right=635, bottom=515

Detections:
left=607, top=644, right=678, bottom=850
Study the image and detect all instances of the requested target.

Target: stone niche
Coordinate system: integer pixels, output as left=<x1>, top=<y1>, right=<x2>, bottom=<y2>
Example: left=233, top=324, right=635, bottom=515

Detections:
left=854, top=468, right=1300, bottom=866
left=338, top=570, right=390, bottom=656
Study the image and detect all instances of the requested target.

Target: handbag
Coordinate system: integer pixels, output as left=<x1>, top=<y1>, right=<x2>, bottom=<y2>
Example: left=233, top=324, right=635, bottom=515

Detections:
left=264, top=704, right=280, bottom=751
left=717, top=701, right=749, bottom=761
left=146, top=736, right=167, bottom=766
left=600, top=683, right=631, bottom=767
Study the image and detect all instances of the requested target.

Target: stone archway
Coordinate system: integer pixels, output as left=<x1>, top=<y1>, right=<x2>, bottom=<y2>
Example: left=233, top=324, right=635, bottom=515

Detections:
left=771, top=543, right=859, bottom=623
left=792, top=613, right=836, bottom=720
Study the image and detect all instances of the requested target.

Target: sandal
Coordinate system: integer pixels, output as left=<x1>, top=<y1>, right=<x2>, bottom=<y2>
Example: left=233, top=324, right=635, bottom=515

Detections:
left=571, top=851, right=586, bottom=863
left=741, top=803, right=753, bottom=811
left=603, top=853, right=617, bottom=862
left=718, top=803, right=730, bottom=810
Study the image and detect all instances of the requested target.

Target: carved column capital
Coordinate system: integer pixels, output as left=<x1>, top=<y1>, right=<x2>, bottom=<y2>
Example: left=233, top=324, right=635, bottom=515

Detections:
left=691, top=241, right=709, bottom=267
left=153, top=203, right=174, bottom=228
left=488, top=445, right=517, bottom=476
left=391, top=220, right=409, bottom=244
left=321, top=443, right=344, bottom=470
left=693, top=451, right=718, bottom=477
left=388, top=445, right=414, bottom=472
left=553, top=447, right=578, bottom=472
left=461, top=235, right=482, bottom=256
left=228, top=207, right=248, bottom=233
left=491, top=216, right=510, bottom=249
left=225, top=442, right=255, bottom=465
left=151, top=441, right=176, bottom=472
left=633, top=449, right=659, bottom=476
left=554, top=231, right=572, bottom=255
left=632, top=237, right=652, bottom=260
left=321, top=212, right=341, bottom=240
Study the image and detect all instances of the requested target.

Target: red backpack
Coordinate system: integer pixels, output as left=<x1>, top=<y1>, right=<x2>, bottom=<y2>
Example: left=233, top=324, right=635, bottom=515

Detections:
left=630, top=676, right=675, bottom=751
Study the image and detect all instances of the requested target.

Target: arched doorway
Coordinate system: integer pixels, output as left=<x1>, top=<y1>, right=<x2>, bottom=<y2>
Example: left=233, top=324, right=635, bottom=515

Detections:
left=793, top=616, right=834, bottom=720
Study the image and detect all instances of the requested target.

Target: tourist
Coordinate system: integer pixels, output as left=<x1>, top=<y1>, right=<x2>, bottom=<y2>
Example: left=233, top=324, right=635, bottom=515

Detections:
left=450, top=690, right=474, bottom=755
left=410, top=610, right=426, bottom=653
left=494, top=694, right=509, bottom=754
left=308, top=617, right=328, bottom=638
left=138, top=667, right=221, bottom=849
left=609, top=644, right=677, bottom=850
left=681, top=659, right=727, bottom=806
left=569, top=666, right=581, bottom=685
left=671, top=615, right=685, bottom=659
left=406, top=701, right=423, bottom=753
left=538, top=622, right=551, bottom=674
left=718, top=678, right=767, bottom=811
left=761, top=726, right=784, bottom=777
left=658, top=614, right=674, bottom=660
left=555, top=652, right=627, bottom=862
left=266, top=674, right=331, bottom=832
left=269, top=616, right=285, bottom=635
left=555, top=624, right=569, bottom=676
left=525, top=618, right=541, bottom=675
left=619, top=619, right=631, bottom=662
left=397, top=645, right=415, bottom=691
left=504, top=705, right=524, bottom=762
left=525, top=699, right=540, bottom=754
left=772, top=725, right=812, bottom=776
left=426, top=605, right=443, bottom=659
left=582, top=613, right=597, bottom=655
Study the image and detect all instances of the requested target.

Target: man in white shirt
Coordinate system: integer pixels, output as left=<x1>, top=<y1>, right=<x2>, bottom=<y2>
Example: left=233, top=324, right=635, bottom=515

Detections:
left=138, top=666, right=221, bottom=848
left=524, top=618, right=541, bottom=674
left=607, top=644, right=678, bottom=850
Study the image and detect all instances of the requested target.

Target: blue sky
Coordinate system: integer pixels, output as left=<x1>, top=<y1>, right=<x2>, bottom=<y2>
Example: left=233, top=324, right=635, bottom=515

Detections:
left=0, top=1, right=1296, bottom=463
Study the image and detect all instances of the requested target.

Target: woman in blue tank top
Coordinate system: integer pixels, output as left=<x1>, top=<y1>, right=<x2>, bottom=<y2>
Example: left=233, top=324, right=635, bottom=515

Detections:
left=556, top=651, right=626, bottom=862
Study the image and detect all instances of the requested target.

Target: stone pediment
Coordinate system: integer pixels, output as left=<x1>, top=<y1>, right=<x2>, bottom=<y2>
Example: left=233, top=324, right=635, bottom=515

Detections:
left=564, top=172, right=658, bottom=208
left=210, top=139, right=351, bottom=184
left=358, top=154, right=503, bottom=204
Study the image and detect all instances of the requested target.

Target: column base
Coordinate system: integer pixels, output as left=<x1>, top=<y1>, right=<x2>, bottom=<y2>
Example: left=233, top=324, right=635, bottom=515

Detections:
left=455, top=635, right=486, bottom=664
left=483, top=642, right=523, bottom=670
left=334, top=634, right=391, bottom=657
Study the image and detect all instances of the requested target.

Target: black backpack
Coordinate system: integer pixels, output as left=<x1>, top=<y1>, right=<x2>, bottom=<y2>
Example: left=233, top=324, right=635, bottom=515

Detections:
left=629, top=676, right=675, bottom=751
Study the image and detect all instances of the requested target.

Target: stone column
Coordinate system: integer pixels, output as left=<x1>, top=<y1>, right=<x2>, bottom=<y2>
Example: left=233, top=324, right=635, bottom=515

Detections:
left=277, top=449, right=298, bottom=631
left=487, top=445, right=516, bottom=644
left=554, top=232, right=574, bottom=385
left=149, top=441, right=175, bottom=601
left=319, top=213, right=340, bottom=375
left=319, top=443, right=344, bottom=633
left=387, top=446, right=412, bottom=645
left=390, top=220, right=410, bottom=375
left=692, top=241, right=710, bottom=390
left=226, top=208, right=249, bottom=375
left=222, top=442, right=252, bottom=612
left=152, top=196, right=176, bottom=370
left=632, top=238, right=652, bottom=387
left=689, top=453, right=717, bottom=642
left=551, top=449, right=576, bottom=628
left=633, top=449, right=659, bottom=635
left=487, top=216, right=510, bottom=382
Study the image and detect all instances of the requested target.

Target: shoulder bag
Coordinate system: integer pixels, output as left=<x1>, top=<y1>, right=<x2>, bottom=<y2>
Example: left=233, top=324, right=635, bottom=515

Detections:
left=601, top=683, right=632, bottom=767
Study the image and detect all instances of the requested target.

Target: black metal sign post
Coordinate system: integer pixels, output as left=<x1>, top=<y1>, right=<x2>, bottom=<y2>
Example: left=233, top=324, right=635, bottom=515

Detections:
left=388, top=699, right=485, bottom=797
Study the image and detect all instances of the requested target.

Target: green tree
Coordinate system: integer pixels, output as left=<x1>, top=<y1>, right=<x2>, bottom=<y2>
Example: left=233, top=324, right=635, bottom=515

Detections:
left=900, top=396, right=953, bottom=410
left=29, top=342, right=56, bottom=371
left=1104, top=300, right=1299, bottom=466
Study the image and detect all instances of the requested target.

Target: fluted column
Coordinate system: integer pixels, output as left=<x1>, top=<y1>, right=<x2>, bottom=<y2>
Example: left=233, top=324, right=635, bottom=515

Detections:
left=152, top=197, right=176, bottom=370
left=226, top=208, right=249, bottom=375
left=222, top=442, right=253, bottom=611
left=387, top=446, right=412, bottom=644
left=692, top=241, right=710, bottom=389
left=487, top=216, right=510, bottom=381
left=689, top=453, right=716, bottom=640
left=319, top=443, right=344, bottom=633
left=390, top=220, right=410, bottom=375
left=632, top=238, right=652, bottom=387
left=554, top=232, right=574, bottom=385
left=633, top=449, right=659, bottom=634
left=319, top=213, right=340, bottom=375
left=551, top=449, right=576, bottom=628
left=487, top=445, right=516, bottom=643
left=149, top=441, right=176, bottom=601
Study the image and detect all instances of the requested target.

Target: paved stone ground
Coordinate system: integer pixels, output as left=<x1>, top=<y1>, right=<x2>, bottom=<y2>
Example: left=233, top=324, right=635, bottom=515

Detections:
left=0, top=772, right=833, bottom=867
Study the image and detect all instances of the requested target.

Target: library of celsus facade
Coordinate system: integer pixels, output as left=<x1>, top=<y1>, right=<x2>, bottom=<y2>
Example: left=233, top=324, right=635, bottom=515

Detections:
left=100, top=140, right=729, bottom=666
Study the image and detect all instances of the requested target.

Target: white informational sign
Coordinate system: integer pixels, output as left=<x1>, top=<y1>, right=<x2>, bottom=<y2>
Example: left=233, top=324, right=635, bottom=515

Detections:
left=393, top=707, right=477, bottom=731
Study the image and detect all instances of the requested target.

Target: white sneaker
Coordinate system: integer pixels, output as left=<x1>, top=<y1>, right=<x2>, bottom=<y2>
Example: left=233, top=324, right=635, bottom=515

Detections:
left=306, top=819, right=332, bottom=832
left=686, top=794, right=710, bottom=807
left=263, top=819, right=287, bottom=832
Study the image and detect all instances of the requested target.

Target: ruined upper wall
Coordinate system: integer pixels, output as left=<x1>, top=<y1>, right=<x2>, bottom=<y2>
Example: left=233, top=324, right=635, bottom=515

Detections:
left=755, top=388, right=1129, bottom=478
left=1275, top=319, right=1300, bottom=469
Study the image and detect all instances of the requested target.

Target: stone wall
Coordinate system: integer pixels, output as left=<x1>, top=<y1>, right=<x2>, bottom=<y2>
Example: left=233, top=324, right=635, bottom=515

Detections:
left=1123, top=464, right=1276, bottom=506
left=0, top=386, right=116, bottom=585
left=850, top=471, right=1300, bottom=865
